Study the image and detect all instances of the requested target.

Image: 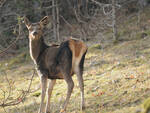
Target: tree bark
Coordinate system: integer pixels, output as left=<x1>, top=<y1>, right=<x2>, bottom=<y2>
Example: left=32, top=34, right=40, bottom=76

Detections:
left=137, top=0, right=147, bottom=25
left=52, top=0, right=57, bottom=41
left=112, top=0, right=118, bottom=41
left=56, top=0, right=60, bottom=42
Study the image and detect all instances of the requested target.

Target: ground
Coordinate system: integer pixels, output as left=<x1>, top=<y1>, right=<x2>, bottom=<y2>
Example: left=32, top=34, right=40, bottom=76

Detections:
left=1, top=7, right=150, bottom=113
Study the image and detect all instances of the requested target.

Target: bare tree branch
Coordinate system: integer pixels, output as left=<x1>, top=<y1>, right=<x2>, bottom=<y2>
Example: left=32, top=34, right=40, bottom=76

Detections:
left=0, top=18, right=22, bottom=56
left=112, top=0, right=118, bottom=41
left=0, top=0, right=7, bottom=8
left=0, top=69, right=35, bottom=107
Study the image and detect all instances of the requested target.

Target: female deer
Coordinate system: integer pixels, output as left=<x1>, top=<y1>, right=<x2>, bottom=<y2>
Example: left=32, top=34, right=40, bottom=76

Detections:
left=24, top=16, right=87, bottom=113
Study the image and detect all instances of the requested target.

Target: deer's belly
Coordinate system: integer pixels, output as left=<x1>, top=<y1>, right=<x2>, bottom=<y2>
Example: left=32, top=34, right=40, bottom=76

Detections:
left=47, top=70, right=74, bottom=79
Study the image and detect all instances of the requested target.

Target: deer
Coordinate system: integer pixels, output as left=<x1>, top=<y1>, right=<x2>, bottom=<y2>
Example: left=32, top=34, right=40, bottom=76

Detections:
left=24, top=16, right=88, bottom=113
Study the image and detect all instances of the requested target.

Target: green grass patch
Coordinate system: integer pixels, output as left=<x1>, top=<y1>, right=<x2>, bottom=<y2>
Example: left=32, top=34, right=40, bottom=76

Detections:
left=143, top=98, right=150, bottom=113
left=89, top=44, right=102, bottom=50
left=31, top=91, right=41, bottom=97
left=0, top=51, right=31, bottom=71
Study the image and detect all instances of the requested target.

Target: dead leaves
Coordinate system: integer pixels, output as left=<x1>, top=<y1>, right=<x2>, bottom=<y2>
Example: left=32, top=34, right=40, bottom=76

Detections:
left=125, top=74, right=136, bottom=79
left=92, top=91, right=105, bottom=97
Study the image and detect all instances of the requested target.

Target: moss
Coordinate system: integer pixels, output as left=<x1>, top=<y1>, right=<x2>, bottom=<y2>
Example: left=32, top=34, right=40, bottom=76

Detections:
left=85, top=53, right=97, bottom=59
left=144, top=30, right=150, bottom=36
left=135, top=32, right=143, bottom=39
left=32, top=91, right=41, bottom=97
left=118, top=28, right=130, bottom=38
left=143, top=98, right=150, bottom=113
left=113, top=39, right=120, bottom=44
left=89, top=44, right=102, bottom=50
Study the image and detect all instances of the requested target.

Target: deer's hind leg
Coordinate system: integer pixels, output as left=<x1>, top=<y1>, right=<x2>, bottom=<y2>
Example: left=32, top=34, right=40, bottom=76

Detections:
left=75, top=53, right=86, bottom=110
left=75, top=67, right=85, bottom=110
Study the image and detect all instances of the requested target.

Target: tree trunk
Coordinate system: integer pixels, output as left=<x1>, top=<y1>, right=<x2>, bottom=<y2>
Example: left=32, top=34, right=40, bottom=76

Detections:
left=56, top=0, right=60, bottom=42
left=52, top=0, right=57, bottom=41
left=137, top=0, right=147, bottom=25
left=112, top=0, right=118, bottom=41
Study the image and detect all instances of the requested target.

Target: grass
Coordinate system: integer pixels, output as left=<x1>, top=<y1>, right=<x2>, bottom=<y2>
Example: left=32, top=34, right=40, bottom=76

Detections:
left=1, top=37, right=150, bottom=113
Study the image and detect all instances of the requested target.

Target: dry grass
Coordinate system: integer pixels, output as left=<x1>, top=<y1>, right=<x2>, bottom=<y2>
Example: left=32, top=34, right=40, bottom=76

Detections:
left=1, top=37, right=150, bottom=113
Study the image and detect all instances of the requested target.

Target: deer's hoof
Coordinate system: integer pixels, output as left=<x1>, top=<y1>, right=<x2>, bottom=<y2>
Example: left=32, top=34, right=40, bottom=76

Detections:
left=82, top=106, right=85, bottom=110
left=38, top=111, right=42, bottom=113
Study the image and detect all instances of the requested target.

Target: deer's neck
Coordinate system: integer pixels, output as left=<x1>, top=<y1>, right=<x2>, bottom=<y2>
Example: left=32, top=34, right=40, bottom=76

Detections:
left=29, top=37, right=48, bottom=64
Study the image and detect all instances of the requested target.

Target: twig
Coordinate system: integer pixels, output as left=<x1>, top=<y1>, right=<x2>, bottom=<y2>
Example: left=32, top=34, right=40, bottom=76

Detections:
left=59, top=15, right=74, bottom=30
left=0, top=0, right=6, bottom=8
left=91, top=0, right=121, bottom=8
left=73, top=7, right=87, bottom=24
left=26, top=69, right=36, bottom=94
left=0, top=23, right=22, bottom=56
left=0, top=69, right=36, bottom=107
left=2, top=107, right=7, bottom=113
left=3, top=72, right=12, bottom=105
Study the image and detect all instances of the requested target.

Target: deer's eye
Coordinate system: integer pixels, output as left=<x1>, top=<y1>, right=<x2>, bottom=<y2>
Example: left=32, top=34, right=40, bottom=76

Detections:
left=29, top=27, right=33, bottom=31
left=37, top=27, right=41, bottom=30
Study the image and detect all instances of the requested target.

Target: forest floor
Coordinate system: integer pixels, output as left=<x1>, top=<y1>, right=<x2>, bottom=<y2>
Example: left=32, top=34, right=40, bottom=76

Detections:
left=1, top=7, right=150, bottom=113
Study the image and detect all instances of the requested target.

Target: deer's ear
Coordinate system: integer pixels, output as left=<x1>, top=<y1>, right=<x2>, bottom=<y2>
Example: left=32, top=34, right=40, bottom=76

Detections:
left=24, top=17, right=31, bottom=28
left=40, top=16, right=49, bottom=27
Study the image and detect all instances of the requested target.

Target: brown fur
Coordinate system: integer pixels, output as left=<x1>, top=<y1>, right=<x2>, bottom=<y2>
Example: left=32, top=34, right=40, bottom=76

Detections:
left=69, top=38, right=87, bottom=73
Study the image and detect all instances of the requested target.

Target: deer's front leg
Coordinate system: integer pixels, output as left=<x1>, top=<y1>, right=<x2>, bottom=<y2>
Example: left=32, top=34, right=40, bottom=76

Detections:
left=46, top=79, right=56, bottom=113
left=38, top=76, right=47, bottom=113
left=60, top=75, right=74, bottom=113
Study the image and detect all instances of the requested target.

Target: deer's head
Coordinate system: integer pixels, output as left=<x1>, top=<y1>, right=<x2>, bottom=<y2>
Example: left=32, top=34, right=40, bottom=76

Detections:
left=24, top=16, right=49, bottom=40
